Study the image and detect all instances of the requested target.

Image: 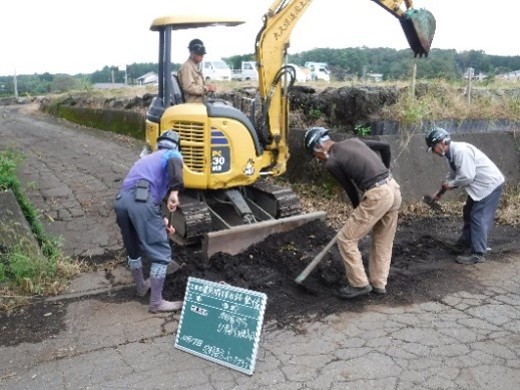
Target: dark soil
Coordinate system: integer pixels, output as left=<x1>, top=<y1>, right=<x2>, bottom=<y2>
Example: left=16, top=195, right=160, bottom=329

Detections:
left=163, top=214, right=519, bottom=330
left=2, top=213, right=519, bottom=347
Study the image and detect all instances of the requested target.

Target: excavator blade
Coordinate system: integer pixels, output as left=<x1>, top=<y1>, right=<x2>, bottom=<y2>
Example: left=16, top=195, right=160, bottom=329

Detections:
left=400, top=9, right=436, bottom=57
left=202, top=211, right=327, bottom=260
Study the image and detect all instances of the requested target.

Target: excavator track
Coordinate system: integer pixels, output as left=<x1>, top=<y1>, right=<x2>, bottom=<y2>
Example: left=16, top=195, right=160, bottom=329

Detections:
left=170, top=181, right=325, bottom=260
left=170, top=192, right=212, bottom=245
left=247, top=180, right=302, bottom=219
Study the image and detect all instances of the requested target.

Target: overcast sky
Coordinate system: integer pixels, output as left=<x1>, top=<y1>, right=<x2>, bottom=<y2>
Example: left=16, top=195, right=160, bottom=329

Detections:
left=2, top=0, right=519, bottom=76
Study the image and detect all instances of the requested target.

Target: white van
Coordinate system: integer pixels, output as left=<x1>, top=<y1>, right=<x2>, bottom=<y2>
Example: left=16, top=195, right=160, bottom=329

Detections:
left=304, top=62, right=330, bottom=82
left=231, top=61, right=259, bottom=81
left=201, top=60, right=232, bottom=81
left=287, top=63, right=310, bottom=82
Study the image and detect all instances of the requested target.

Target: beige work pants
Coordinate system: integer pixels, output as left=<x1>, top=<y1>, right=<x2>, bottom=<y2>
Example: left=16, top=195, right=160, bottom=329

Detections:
left=337, top=178, right=402, bottom=289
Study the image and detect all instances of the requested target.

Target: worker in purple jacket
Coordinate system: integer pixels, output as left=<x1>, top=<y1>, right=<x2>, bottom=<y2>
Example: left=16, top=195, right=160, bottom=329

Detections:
left=114, top=130, right=184, bottom=313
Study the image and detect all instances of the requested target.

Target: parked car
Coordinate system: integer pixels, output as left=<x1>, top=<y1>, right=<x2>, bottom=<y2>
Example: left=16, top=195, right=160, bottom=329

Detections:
left=201, top=59, right=232, bottom=81
left=304, top=61, right=330, bottom=81
left=287, top=63, right=310, bottom=82
left=231, top=61, right=258, bottom=81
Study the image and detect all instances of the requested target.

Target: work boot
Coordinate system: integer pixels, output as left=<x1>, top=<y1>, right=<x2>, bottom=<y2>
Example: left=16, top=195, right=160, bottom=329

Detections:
left=456, top=253, right=486, bottom=265
left=129, top=258, right=150, bottom=297
left=446, top=241, right=471, bottom=255
left=371, top=285, right=387, bottom=295
left=337, top=284, right=372, bottom=299
left=149, top=277, right=183, bottom=313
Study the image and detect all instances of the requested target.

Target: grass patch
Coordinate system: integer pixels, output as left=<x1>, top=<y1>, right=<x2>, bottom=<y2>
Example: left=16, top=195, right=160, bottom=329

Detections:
left=380, top=79, right=520, bottom=124
left=0, top=150, right=80, bottom=311
left=291, top=176, right=520, bottom=230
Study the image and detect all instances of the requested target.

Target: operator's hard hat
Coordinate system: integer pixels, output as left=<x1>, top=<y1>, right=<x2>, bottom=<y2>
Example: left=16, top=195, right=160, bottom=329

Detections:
left=425, top=127, right=451, bottom=152
left=157, top=130, right=181, bottom=150
left=188, top=38, right=206, bottom=55
left=304, top=127, right=330, bottom=153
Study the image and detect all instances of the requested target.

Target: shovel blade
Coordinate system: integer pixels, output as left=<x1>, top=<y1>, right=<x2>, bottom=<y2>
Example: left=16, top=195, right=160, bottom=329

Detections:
left=167, top=260, right=181, bottom=275
left=422, top=195, right=442, bottom=211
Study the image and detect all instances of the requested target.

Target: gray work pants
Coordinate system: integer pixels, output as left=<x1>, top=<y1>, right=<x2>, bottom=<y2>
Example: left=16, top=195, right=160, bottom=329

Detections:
left=459, top=184, right=503, bottom=254
left=114, top=189, right=171, bottom=265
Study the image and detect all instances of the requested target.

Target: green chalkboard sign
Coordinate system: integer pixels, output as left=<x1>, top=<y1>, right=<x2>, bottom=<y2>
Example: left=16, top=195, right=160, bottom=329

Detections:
left=174, top=277, right=268, bottom=375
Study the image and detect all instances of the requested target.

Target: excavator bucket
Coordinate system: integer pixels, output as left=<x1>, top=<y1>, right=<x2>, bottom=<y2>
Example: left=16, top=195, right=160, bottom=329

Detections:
left=400, top=9, right=436, bottom=57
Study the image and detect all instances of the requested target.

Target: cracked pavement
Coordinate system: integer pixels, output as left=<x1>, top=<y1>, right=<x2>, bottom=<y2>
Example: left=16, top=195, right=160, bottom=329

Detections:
left=0, top=104, right=519, bottom=389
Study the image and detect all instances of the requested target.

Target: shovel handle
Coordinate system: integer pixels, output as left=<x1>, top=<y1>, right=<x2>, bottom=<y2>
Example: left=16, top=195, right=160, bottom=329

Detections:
left=434, top=187, right=447, bottom=199
left=437, top=187, right=447, bottom=196
left=295, top=234, right=338, bottom=284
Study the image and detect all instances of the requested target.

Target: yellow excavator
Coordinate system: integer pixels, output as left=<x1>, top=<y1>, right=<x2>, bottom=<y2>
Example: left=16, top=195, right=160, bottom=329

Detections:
left=142, top=0, right=435, bottom=258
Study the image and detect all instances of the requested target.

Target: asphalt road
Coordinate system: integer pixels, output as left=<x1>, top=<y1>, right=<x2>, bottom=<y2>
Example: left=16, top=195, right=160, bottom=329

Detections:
left=0, top=104, right=519, bottom=390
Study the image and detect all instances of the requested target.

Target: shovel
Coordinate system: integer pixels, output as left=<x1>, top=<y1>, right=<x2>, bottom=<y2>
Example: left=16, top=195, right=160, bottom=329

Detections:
left=422, top=187, right=446, bottom=211
left=295, top=234, right=338, bottom=284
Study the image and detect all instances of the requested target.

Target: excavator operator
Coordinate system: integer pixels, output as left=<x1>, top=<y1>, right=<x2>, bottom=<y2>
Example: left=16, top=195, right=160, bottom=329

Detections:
left=177, top=38, right=217, bottom=103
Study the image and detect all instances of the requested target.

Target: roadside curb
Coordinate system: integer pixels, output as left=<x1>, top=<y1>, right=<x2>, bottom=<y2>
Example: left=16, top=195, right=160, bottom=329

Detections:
left=46, top=267, right=133, bottom=302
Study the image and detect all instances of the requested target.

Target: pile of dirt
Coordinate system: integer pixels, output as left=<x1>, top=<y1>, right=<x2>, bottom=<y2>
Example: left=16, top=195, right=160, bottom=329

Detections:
left=160, top=214, right=520, bottom=329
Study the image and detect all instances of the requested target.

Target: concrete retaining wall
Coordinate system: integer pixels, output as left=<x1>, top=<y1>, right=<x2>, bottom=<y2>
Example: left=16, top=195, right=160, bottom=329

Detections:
left=49, top=105, right=520, bottom=204
left=287, top=129, right=520, bottom=204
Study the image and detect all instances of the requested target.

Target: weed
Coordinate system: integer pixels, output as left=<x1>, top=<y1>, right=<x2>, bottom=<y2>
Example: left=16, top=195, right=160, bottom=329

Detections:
left=309, top=107, right=322, bottom=121
left=354, top=124, right=372, bottom=136
left=0, top=150, right=80, bottom=308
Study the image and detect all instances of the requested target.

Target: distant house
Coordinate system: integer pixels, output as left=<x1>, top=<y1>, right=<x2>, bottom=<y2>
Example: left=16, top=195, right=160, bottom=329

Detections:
left=366, top=73, right=383, bottom=82
left=497, top=70, right=520, bottom=81
left=137, top=72, right=158, bottom=85
left=93, top=83, right=126, bottom=89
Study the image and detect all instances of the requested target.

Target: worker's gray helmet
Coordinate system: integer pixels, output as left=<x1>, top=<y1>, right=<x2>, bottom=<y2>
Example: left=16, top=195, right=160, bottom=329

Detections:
left=157, top=130, right=181, bottom=150
left=425, top=127, right=451, bottom=152
left=304, top=127, right=330, bottom=153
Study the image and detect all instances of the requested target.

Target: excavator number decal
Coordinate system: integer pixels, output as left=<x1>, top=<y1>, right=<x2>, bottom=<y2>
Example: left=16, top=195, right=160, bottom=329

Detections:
left=211, top=147, right=230, bottom=173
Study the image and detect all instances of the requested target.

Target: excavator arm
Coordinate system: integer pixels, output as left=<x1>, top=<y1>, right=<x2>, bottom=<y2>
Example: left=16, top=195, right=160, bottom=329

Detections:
left=254, top=0, right=435, bottom=175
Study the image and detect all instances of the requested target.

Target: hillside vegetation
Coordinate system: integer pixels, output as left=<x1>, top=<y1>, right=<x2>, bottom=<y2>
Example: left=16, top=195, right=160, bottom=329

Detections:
left=2, top=47, right=520, bottom=97
left=40, top=78, right=520, bottom=134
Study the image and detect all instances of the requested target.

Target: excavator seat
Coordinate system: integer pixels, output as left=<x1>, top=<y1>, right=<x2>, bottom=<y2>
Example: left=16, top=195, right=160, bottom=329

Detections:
left=171, top=74, right=185, bottom=105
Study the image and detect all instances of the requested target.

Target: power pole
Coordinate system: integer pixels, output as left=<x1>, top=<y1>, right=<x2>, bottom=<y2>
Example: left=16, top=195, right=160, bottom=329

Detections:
left=410, top=59, right=417, bottom=103
left=467, top=67, right=473, bottom=106
left=13, top=70, right=19, bottom=100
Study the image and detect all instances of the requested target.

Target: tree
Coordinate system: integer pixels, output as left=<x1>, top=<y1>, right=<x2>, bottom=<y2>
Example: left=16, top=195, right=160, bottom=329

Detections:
left=50, top=75, right=81, bottom=93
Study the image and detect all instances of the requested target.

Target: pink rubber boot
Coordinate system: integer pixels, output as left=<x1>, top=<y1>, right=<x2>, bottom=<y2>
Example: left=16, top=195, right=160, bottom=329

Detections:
left=149, top=277, right=183, bottom=313
left=128, top=257, right=150, bottom=297
left=132, top=268, right=150, bottom=297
